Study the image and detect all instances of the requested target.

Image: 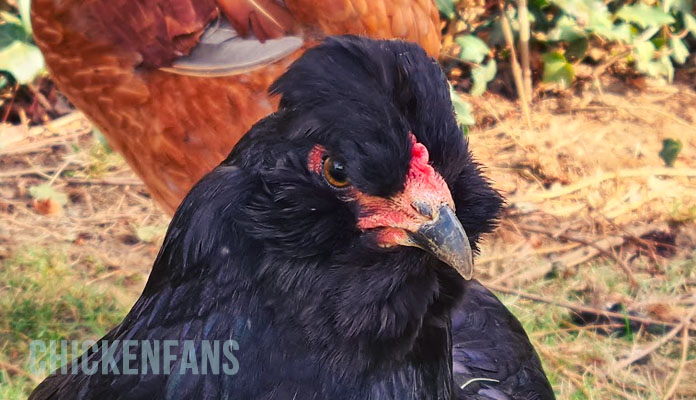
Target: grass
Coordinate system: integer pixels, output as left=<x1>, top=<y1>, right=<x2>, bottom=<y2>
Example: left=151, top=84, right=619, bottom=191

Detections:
left=0, top=244, right=693, bottom=398
left=0, top=247, right=134, bottom=399
left=498, top=252, right=696, bottom=399
left=1, top=77, right=694, bottom=398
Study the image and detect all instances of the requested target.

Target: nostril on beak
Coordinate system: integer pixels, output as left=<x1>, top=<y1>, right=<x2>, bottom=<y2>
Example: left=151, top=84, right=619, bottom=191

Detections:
left=412, top=201, right=433, bottom=219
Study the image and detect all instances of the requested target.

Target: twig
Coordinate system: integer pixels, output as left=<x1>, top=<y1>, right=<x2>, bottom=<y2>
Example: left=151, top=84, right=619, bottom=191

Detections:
left=484, top=283, right=696, bottom=332
left=498, top=0, right=531, bottom=128
left=515, top=224, right=638, bottom=287
left=64, top=177, right=144, bottom=186
left=662, top=315, right=692, bottom=399
left=48, top=159, right=74, bottom=186
left=2, top=83, right=18, bottom=123
left=0, top=131, right=89, bottom=156
left=531, top=323, right=627, bottom=338
left=86, top=269, right=139, bottom=285
left=610, top=298, right=696, bottom=372
left=29, top=112, right=88, bottom=136
left=592, top=50, right=631, bottom=79
left=522, top=167, right=696, bottom=201
left=28, top=83, right=53, bottom=112
left=622, top=105, right=696, bottom=133
left=484, top=243, right=581, bottom=285
left=517, top=0, right=532, bottom=103
left=0, top=167, right=57, bottom=178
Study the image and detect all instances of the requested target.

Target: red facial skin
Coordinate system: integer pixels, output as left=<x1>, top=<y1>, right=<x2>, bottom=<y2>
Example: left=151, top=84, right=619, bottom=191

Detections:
left=308, top=145, right=325, bottom=175
left=308, top=134, right=455, bottom=247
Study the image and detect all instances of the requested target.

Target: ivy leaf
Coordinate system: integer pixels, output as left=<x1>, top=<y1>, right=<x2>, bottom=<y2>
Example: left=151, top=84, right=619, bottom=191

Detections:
left=684, top=13, right=696, bottom=38
left=566, top=38, right=589, bottom=61
left=551, top=0, right=613, bottom=34
left=633, top=40, right=673, bottom=81
left=548, top=15, right=587, bottom=42
left=659, top=139, right=682, bottom=167
left=606, top=23, right=634, bottom=43
left=0, top=41, right=45, bottom=83
left=670, top=37, right=689, bottom=64
left=616, top=4, right=675, bottom=28
left=0, top=11, right=22, bottom=25
left=658, top=54, right=675, bottom=83
left=530, top=0, right=551, bottom=9
left=455, top=35, right=490, bottom=64
left=664, top=0, right=692, bottom=13
left=449, top=86, right=475, bottom=128
left=0, top=22, right=26, bottom=48
left=435, top=0, right=457, bottom=20
left=542, top=52, right=574, bottom=87
left=634, top=40, right=656, bottom=65
left=471, top=60, right=497, bottom=96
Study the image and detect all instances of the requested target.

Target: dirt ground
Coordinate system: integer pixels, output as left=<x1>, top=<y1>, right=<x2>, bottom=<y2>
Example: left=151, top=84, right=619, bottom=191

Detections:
left=1, top=75, right=695, bottom=398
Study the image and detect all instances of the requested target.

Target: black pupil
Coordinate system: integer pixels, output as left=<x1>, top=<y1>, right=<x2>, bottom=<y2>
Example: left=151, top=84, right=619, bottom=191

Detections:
left=329, top=160, right=347, bottom=183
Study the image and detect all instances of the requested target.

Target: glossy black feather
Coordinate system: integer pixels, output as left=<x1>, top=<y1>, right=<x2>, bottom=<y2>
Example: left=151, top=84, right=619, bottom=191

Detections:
left=30, top=36, right=552, bottom=400
left=452, top=281, right=555, bottom=399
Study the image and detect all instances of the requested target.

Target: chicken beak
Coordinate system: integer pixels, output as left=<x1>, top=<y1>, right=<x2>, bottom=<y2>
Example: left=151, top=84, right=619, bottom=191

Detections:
left=408, top=205, right=474, bottom=280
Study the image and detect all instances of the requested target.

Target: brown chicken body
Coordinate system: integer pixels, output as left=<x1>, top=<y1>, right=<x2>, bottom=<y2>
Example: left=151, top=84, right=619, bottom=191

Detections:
left=31, top=0, right=441, bottom=213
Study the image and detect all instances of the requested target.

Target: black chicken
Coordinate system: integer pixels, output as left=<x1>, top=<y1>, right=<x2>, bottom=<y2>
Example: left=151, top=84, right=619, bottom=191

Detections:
left=30, top=36, right=553, bottom=400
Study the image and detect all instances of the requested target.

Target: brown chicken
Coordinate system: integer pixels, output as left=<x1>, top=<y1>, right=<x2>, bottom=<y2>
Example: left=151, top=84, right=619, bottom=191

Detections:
left=31, top=0, right=441, bottom=213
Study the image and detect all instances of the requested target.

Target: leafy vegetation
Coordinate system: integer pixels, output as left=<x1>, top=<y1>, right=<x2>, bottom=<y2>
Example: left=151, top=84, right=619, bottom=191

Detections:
left=0, top=0, right=44, bottom=86
left=438, top=0, right=695, bottom=92
left=659, top=138, right=683, bottom=166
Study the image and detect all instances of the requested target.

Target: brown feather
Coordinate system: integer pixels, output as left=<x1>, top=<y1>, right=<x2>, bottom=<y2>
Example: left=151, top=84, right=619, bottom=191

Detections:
left=32, top=0, right=440, bottom=213
left=218, top=0, right=297, bottom=40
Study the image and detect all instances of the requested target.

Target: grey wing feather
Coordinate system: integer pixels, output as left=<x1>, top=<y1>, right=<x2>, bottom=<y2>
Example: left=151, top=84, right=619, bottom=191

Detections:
left=162, top=17, right=303, bottom=77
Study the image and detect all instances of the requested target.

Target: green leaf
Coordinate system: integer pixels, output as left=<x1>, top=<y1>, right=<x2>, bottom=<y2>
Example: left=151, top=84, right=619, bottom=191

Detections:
left=551, top=0, right=613, bottom=34
left=634, top=41, right=674, bottom=81
left=0, top=11, right=23, bottom=25
left=471, top=60, right=497, bottom=96
left=29, top=184, right=68, bottom=206
left=658, top=54, right=675, bottom=83
left=489, top=10, right=521, bottom=46
left=634, top=40, right=656, bottom=64
left=670, top=37, right=689, bottom=64
left=0, top=22, right=27, bottom=48
left=659, top=139, right=682, bottom=167
left=0, top=41, right=45, bottom=83
left=616, top=4, right=675, bottom=28
left=542, top=52, right=575, bottom=87
left=436, top=0, right=457, bottom=20
left=449, top=86, right=475, bottom=127
left=606, top=23, right=634, bottom=42
left=566, top=38, right=589, bottom=61
left=664, top=0, right=692, bottom=13
left=684, top=13, right=696, bottom=38
left=455, top=35, right=490, bottom=64
left=548, top=15, right=587, bottom=42
left=530, top=0, right=551, bottom=9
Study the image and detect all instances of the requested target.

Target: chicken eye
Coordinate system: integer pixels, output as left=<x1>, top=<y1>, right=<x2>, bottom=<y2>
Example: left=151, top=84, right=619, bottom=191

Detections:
left=322, top=157, right=350, bottom=188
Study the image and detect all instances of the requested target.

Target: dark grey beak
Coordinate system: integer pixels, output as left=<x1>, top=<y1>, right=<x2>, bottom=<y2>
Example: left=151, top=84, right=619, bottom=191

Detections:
left=409, top=205, right=474, bottom=280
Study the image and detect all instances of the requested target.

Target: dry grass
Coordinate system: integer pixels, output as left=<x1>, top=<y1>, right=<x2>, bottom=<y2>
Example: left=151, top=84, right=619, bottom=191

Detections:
left=463, top=76, right=696, bottom=398
left=0, top=75, right=694, bottom=399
